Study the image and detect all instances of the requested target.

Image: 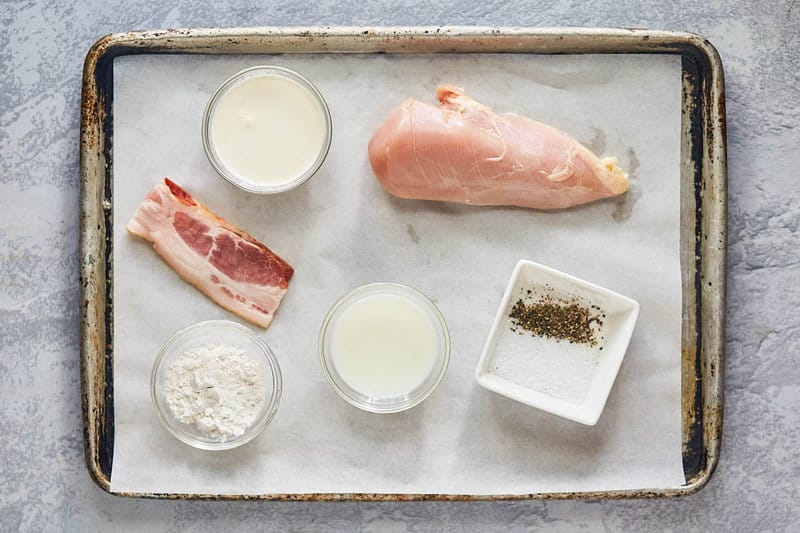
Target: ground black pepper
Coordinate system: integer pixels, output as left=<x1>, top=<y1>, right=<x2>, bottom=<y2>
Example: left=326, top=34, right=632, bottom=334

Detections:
left=509, top=288, right=604, bottom=347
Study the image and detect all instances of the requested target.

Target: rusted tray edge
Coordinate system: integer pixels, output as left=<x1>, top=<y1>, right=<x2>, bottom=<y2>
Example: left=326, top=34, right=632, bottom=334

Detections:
left=79, top=26, right=726, bottom=500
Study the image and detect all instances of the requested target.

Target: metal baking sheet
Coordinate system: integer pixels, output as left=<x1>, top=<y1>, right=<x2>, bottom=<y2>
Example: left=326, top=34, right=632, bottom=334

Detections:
left=79, top=26, right=726, bottom=500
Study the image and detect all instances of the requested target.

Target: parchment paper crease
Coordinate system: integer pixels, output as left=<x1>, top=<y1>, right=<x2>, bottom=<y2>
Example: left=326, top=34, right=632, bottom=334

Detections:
left=110, top=53, right=684, bottom=495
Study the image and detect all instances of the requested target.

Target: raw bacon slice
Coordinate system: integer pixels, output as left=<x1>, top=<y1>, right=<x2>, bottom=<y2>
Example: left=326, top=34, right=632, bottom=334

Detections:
left=368, top=85, right=629, bottom=210
left=126, top=178, right=293, bottom=328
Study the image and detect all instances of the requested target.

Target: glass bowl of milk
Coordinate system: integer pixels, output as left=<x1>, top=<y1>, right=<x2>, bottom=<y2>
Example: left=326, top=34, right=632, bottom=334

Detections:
left=202, top=65, right=332, bottom=194
left=318, top=283, right=451, bottom=414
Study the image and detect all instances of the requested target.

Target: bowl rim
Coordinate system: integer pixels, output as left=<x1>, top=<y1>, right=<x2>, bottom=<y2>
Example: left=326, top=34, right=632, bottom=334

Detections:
left=150, top=319, right=283, bottom=450
left=201, top=64, right=333, bottom=195
left=318, top=282, right=451, bottom=414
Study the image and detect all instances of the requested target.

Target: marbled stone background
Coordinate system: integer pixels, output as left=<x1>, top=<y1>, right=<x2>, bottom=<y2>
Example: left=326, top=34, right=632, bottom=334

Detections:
left=1, top=1, right=798, bottom=531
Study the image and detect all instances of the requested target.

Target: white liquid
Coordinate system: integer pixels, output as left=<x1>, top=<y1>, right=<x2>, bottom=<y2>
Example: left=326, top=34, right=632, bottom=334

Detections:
left=210, top=75, right=327, bottom=186
left=331, top=293, right=438, bottom=399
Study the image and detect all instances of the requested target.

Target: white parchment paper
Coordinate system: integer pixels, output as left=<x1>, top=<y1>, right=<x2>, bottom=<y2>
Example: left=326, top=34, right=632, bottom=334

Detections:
left=110, top=53, right=684, bottom=495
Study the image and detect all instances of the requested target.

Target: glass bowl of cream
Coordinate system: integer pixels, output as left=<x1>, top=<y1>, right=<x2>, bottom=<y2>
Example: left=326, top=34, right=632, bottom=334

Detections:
left=151, top=320, right=283, bottom=450
left=202, top=65, right=332, bottom=194
left=318, top=283, right=451, bottom=414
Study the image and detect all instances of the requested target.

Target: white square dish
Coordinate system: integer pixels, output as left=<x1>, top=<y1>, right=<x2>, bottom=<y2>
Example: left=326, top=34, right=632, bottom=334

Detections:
left=475, top=260, right=640, bottom=426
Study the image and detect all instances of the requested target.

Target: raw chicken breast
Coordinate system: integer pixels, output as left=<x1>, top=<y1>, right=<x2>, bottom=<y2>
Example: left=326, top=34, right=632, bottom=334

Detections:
left=368, top=85, right=629, bottom=209
left=126, top=178, right=293, bottom=328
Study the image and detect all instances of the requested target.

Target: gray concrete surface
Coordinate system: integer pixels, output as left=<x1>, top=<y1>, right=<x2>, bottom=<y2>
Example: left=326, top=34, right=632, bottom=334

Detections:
left=1, top=0, right=798, bottom=531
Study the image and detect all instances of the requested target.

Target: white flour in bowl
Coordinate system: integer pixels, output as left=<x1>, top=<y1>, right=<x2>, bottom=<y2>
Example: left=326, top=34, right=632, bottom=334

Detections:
left=164, top=344, right=265, bottom=441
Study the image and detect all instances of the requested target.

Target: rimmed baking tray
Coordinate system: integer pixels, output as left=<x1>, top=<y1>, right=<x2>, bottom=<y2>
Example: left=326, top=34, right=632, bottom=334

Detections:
left=79, top=26, right=726, bottom=500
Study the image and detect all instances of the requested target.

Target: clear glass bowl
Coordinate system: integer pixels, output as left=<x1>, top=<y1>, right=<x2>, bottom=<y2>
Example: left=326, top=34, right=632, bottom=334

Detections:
left=318, top=283, right=451, bottom=414
left=150, top=320, right=282, bottom=450
left=201, top=65, right=333, bottom=194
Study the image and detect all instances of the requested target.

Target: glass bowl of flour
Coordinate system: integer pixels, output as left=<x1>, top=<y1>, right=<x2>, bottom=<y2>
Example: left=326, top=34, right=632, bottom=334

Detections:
left=151, top=320, right=282, bottom=450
